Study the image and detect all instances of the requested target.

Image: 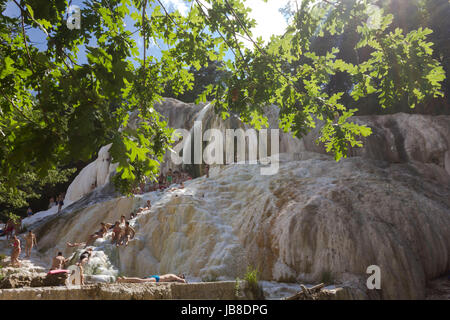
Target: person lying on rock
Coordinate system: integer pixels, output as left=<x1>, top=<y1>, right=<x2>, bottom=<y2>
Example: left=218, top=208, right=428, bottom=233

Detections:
left=111, top=221, right=123, bottom=246
left=66, top=241, right=86, bottom=248
left=135, top=200, right=152, bottom=215
left=24, top=230, right=38, bottom=258
left=118, top=221, right=135, bottom=247
left=116, top=273, right=186, bottom=284
left=136, top=207, right=145, bottom=214
left=50, top=251, right=69, bottom=270
left=10, top=235, right=21, bottom=267
left=85, top=222, right=108, bottom=248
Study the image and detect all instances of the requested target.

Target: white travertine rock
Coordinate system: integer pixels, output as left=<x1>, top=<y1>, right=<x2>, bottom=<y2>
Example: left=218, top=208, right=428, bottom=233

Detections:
left=35, top=153, right=450, bottom=300
left=301, top=113, right=450, bottom=177
left=64, top=143, right=113, bottom=203
left=29, top=99, right=450, bottom=300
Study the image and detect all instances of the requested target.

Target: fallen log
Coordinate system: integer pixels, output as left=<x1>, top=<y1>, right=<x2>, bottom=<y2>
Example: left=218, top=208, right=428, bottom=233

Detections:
left=284, top=283, right=326, bottom=300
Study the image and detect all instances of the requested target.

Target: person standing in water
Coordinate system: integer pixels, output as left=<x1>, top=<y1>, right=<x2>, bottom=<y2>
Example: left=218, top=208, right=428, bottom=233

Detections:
left=24, top=230, right=37, bottom=258
left=77, top=248, right=93, bottom=285
left=10, top=235, right=21, bottom=267
left=26, top=207, right=33, bottom=217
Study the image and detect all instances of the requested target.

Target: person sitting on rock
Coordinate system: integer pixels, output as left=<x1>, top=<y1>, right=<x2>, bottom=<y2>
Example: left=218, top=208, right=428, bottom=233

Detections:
left=120, top=215, right=127, bottom=227
left=111, top=221, right=123, bottom=246
left=50, top=251, right=69, bottom=270
left=85, top=222, right=108, bottom=248
left=24, top=230, right=38, bottom=258
left=48, top=197, right=55, bottom=209
left=118, top=221, right=135, bottom=247
left=168, top=182, right=184, bottom=192
left=10, top=235, right=21, bottom=267
left=145, top=200, right=151, bottom=210
left=116, top=273, right=186, bottom=284
left=134, top=200, right=151, bottom=216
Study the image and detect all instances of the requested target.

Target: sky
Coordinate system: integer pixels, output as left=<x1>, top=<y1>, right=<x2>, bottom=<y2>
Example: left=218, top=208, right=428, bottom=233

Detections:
left=2, top=0, right=292, bottom=64
left=162, top=0, right=291, bottom=43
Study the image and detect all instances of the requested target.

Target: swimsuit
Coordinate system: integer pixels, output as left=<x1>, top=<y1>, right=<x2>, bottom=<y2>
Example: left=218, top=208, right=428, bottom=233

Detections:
left=144, top=275, right=160, bottom=282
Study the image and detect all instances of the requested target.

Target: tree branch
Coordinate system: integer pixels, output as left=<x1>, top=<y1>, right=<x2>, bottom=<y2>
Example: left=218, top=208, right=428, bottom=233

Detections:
left=0, top=88, right=40, bottom=126
left=143, top=0, right=147, bottom=66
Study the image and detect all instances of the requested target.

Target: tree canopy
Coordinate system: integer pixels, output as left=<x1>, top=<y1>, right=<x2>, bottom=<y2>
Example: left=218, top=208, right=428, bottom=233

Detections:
left=0, top=0, right=446, bottom=214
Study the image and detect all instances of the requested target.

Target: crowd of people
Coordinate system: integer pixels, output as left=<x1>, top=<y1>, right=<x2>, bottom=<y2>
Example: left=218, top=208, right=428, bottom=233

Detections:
left=0, top=165, right=213, bottom=286
left=6, top=230, right=38, bottom=268
left=132, top=169, right=192, bottom=194
left=48, top=193, right=65, bottom=213
left=48, top=198, right=187, bottom=285
left=0, top=218, right=23, bottom=240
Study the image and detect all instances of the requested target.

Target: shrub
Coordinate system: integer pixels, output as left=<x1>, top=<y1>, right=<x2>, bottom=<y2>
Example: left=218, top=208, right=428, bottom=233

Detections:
left=244, top=266, right=265, bottom=300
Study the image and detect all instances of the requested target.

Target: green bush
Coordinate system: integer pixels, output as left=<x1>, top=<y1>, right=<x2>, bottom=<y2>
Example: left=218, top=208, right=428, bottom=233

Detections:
left=244, top=266, right=265, bottom=300
left=234, top=277, right=242, bottom=298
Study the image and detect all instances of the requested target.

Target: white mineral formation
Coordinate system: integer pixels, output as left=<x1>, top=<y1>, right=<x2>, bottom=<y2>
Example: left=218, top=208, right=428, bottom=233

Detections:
left=34, top=151, right=450, bottom=300
left=27, top=98, right=450, bottom=300
left=64, top=143, right=113, bottom=203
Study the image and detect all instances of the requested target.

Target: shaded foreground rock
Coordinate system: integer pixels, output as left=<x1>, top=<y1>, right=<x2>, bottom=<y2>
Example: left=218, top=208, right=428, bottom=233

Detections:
left=0, top=281, right=260, bottom=300
left=283, top=283, right=366, bottom=300
left=0, top=272, right=68, bottom=289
